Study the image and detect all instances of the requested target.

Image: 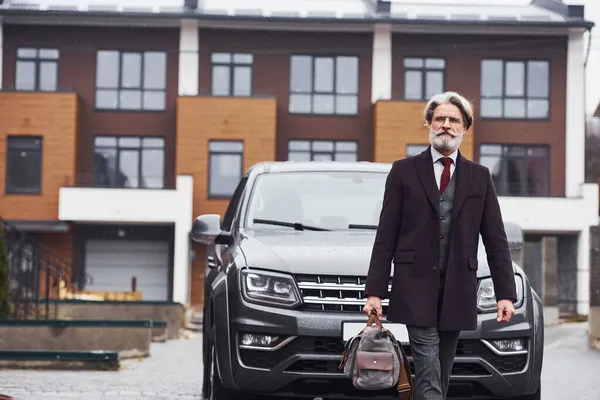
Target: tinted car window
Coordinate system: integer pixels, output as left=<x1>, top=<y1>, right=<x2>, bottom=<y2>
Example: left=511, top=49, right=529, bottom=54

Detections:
left=245, top=171, right=388, bottom=230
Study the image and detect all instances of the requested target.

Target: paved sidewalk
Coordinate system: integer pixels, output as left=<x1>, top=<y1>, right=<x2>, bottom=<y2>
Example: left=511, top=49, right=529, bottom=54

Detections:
left=1, top=323, right=599, bottom=399
left=0, top=331, right=203, bottom=400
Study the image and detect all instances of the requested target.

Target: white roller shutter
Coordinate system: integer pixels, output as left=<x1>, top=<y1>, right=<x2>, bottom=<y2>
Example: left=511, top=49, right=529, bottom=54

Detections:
left=84, top=240, right=170, bottom=301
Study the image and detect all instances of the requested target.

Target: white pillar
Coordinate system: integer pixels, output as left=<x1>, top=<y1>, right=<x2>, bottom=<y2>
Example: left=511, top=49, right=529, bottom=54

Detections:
left=0, top=22, right=4, bottom=89
left=172, top=175, right=194, bottom=305
left=178, top=19, right=199, bottom=96
left=565, top=29, right=586, bottom=198
left=371, top=23, right=392, bottom=103
left=577, top=227, right=590, bottom=315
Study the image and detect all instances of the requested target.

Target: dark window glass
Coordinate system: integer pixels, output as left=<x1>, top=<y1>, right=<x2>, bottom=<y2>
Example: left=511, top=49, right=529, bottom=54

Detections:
left=15, top=48, right=59, bottom=92
left=95, top=51, right=167, bottom=111
left=288, top=140, right=358, bottom=161
left=211, top=53, right=253, bottom=97
left=403, top=57, right=445, bottom=100
left=92, top=136, right=165, bottom=188
left=208, top=141, right=244, bottom=198
left=289, top=55, right=359, bottom=115
left=6, top=136, right=43, bottom=194
left=245, top=171, right=388, bottom=230
left=480, top=59, right=550, bottom=119
left=479, top=144, right=550, bottom=197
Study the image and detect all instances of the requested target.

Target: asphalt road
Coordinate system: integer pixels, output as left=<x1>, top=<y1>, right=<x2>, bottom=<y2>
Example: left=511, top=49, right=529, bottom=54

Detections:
left=0, top=322, right=598, bottom=400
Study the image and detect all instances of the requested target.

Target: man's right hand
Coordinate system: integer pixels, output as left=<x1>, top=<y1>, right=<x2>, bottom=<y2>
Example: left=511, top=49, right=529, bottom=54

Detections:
left=363, top=296, right=383, bottom=321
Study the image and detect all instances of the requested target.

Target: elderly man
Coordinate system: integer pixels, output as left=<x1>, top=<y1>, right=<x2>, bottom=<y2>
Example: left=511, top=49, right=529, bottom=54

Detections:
left=363, top=91, right=517, bottom=400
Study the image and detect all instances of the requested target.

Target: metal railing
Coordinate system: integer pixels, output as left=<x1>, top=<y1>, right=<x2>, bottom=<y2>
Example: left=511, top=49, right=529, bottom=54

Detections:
left=0, top=219, right=91, bottom=320
left=68, top=173, right=174, bottom=190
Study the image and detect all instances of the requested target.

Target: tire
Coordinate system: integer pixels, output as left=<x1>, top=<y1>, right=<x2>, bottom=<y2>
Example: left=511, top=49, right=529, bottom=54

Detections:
left=206, top=326, right=250, bottom=400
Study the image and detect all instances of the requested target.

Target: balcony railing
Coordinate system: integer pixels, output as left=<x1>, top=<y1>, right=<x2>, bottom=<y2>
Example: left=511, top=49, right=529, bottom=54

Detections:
left=66, top=174, right=175, bottom=190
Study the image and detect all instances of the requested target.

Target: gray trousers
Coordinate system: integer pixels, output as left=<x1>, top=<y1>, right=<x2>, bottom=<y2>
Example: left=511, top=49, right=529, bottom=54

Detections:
left=406, top=326, right=460, bottom=400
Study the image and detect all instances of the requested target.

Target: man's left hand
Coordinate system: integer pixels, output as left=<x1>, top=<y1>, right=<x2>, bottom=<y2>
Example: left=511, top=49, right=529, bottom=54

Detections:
left=497, top=299, right=515, bottom=322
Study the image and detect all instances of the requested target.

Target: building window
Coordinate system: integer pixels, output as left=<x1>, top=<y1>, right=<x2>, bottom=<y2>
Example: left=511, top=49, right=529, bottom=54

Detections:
left=406, top=144, right=429, bottom=157
left=6, top=136, right=43, bottom=194
left=288, top=140, right=358, bottom=161
left=403, top=58, right=445, bottom=100
left=289, top=55, right=359, bottom=115
left=211, top=53, right=253, bottom=97
left=95, top=51, right=167, bottom=111
left=480, top=59, right=550, bottom=119
left=208, top=141, right=244, bottom=198
left=15, top=48, right=59, bottom=92
left=93, top=136, right=165, bottom=189
left=479, top=144, right=550, bottom=197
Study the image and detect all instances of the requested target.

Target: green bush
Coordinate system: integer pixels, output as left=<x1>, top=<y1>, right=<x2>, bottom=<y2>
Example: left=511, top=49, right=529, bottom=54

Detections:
left=0, top=222, right=12, bottom=319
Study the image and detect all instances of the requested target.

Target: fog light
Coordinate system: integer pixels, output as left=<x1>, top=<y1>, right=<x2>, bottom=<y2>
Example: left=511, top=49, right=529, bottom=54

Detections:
left=482, top=338, right=527, bottom=355
left=238, top=333, right=297, bottom=351
left=241, top=333, right=279, bottom=347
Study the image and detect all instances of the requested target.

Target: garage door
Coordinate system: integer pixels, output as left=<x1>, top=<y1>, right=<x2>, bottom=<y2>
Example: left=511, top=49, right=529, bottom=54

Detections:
left=84, top=240, right=170, bottom=301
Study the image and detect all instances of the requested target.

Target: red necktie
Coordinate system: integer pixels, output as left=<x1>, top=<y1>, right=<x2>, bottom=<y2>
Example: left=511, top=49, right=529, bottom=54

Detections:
left=439, top=157, right=453, bottom=194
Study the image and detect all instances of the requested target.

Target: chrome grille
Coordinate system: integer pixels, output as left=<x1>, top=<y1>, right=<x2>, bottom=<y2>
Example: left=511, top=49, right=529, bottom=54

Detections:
left=295, top=274, right=392, bottom=312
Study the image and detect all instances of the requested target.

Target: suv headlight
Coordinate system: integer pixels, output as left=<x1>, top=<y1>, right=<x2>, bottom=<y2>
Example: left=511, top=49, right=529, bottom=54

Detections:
left=477, top=274, right=524, bottom=313
left=240, top=269, right=301, bottom=308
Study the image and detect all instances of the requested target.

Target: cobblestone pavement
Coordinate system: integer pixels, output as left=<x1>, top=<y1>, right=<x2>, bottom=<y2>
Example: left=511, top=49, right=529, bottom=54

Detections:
left=0, top=331, right=204, bottom=400
left=0, top=323, right=599, bottom=399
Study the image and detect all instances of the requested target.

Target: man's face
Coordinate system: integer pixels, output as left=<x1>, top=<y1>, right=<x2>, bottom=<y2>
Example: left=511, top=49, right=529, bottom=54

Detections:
left=428, top=103, right=466, bottom=152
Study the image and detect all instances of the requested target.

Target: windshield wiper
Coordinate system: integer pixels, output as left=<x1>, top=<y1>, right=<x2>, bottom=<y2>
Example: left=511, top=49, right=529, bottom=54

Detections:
left=349, top=224, right=378, bottom=230
left=253, top=219, right=331, bottom=231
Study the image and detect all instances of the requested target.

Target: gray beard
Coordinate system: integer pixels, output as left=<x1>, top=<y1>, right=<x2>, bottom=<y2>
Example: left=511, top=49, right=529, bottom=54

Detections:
left=429, top=129, right=464, bottom=152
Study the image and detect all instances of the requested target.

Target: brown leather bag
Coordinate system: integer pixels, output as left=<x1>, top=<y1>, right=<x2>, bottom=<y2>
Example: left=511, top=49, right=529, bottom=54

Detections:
left=339, top=310, right=413, bottom=399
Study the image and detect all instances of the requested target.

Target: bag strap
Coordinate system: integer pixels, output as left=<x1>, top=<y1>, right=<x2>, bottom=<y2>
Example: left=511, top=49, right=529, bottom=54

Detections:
left=393, top=341, right=413, bottom=400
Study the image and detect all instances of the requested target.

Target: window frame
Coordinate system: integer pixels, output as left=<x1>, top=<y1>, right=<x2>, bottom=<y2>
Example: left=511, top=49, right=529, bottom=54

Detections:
left=402, top=57, right=446, bottom=101
left=94, top=50, right=168, bottom=112
left=478, top=143, right=551, bottom=197
left=5, top=135, right=43, bottom=195
left=210, top=52, right=254, bottom=97
left=207, top=140, right=245, bottom=200
left=287, top=139, right=359, bottom=161
left=479, top=58, right=551, bottom=120
left=288, top=54, right=360, bottom=116
left=15, top=47, right=59, bottom=92
left=92, top=135, right=166, bottom=189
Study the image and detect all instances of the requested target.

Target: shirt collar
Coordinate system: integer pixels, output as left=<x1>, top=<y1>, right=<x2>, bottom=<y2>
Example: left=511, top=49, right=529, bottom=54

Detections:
left=430, top=146, right=458, bottom=165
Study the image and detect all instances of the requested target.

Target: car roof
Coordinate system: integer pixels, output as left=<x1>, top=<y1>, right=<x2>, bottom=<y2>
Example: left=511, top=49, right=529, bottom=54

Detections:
left=247, top=161, right=395, bottom=175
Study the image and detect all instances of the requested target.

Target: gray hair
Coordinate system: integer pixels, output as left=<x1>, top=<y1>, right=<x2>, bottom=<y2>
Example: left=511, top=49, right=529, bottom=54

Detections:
left=424, top=91, right=474, bottom=130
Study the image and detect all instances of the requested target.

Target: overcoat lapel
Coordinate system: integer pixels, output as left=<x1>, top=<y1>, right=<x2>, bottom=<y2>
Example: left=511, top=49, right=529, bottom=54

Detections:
left=415, top=148, right=440, bottom=214
left=451, top=152, right=472, bottom=221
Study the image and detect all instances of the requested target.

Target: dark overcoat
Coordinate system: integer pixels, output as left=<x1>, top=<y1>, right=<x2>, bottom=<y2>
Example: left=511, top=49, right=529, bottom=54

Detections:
left=364, top=147, right=518, bottom=331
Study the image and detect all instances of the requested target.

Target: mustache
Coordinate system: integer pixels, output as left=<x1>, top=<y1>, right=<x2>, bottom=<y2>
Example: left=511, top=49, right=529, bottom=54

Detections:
left=432, top=129, right=459, bottom=138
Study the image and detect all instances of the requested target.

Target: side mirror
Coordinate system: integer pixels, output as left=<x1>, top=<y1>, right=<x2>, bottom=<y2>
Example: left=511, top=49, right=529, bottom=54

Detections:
left=191, top=214, right=225, bottom=245
left=504, top=221, right=524, bottom=265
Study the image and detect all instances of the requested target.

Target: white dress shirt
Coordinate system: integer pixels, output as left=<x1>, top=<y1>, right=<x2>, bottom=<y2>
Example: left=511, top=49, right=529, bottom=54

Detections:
left=430, top=146, right=458, bottom=191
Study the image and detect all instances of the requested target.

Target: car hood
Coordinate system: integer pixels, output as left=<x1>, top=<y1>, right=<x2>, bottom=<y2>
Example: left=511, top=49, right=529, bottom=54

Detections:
left=239, top=229, right=504, bottom=278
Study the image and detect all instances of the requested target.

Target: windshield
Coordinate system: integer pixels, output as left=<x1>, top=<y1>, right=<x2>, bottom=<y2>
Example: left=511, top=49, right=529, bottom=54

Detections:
left=245, top=170, right=388, bottom=231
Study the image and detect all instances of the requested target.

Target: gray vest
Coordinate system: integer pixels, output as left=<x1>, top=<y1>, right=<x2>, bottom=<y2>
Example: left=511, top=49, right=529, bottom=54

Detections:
left=438, top=171, right=457, bottom=278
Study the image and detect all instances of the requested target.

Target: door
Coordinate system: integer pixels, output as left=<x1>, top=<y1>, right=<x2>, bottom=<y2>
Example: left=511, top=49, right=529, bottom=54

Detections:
left=84, top=240, right=170, bottom=301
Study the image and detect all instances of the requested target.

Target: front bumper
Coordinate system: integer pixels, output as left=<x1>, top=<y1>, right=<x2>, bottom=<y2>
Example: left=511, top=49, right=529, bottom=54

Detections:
left=212, top=288, right=543, bottom=399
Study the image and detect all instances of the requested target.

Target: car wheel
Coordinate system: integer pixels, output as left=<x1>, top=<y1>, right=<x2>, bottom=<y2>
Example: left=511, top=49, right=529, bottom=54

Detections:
left=207, top=328, right=252, bottom=400
left=201, top=321, right=210, bottom=398
left=207, top=344, right=237, bottom=399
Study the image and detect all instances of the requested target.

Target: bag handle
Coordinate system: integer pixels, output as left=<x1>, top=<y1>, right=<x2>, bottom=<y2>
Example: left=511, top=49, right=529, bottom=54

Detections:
left=366, top=308, right=383, bottom=328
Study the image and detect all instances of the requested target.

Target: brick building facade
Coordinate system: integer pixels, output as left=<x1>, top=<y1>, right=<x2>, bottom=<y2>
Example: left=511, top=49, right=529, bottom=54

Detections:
left=0, top=0, right=597, bottom=314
